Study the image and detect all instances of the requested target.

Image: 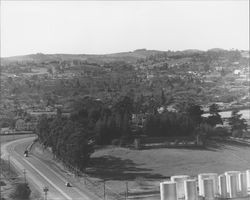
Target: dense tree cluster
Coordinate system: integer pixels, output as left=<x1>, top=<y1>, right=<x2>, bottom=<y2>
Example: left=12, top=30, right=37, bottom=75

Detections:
left=36, top=96, right=135, bottom=168
left=143, top=111, right=195, bottom=137
left=228, top=109, right=248, bottom=136
left=35, top=92, right=248, bottom=171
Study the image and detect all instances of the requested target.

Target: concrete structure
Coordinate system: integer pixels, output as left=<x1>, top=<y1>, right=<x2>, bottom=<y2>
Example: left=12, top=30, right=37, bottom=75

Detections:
left=246, top=170, right=250, bottom=190
left=170, top=175, right=189, bottom=199
left=160, top=169, right=250, bottom=200
left=184, top=179, right=198, bottom=200
left=225, top=171, right=240, bottom=198
left=203, top=178, right=215, bottom=200
left=15, top=118, right=37, bottom=131
left=160, top=181, right=177, bottom=200
left=228, top=173, right=238, bottom=198
left=218, top=174, right=227, bottom=198
left=239, top=172, right=248, bottom=196
left=198, top=173, right=218, bottom=196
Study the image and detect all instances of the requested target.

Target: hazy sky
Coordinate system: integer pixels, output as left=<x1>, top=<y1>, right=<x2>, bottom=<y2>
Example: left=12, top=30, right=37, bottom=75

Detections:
left=1, top=1, right=249, bottom=57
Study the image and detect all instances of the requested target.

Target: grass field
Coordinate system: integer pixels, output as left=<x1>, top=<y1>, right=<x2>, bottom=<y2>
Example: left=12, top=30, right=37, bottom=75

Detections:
left=86, top=139, right=250, bottom=199
left=29, top=137, right=250, bottom=200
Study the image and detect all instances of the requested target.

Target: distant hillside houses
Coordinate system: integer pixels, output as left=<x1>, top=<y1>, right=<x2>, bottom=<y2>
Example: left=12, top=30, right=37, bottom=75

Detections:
left=1, top=127, right=12, bottom=134
left=15, top=118, right=37, bottom=131
left=27, top=110, right=70, bottom=119
left=233, top=69, right=241, bottom=75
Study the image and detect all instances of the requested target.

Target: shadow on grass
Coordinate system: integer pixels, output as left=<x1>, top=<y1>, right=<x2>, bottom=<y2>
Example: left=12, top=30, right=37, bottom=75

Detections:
left=86, top=156, right=166, bottom=181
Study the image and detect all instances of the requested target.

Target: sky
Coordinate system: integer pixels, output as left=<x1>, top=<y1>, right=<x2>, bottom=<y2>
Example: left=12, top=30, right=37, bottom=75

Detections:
left=0, top=1, right=249, bottom=57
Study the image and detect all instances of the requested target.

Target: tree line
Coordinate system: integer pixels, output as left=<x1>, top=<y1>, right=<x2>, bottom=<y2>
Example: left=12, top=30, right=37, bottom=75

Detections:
left=36, top=95, right=248, bottom=169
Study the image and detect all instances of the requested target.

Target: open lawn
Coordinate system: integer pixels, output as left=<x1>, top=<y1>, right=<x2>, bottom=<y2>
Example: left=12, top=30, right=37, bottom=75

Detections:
left=86, top=139, right=250, bottom=199
left=89, top=139, right=250, bottom=179
left=29, top=138, right=250, bottom=200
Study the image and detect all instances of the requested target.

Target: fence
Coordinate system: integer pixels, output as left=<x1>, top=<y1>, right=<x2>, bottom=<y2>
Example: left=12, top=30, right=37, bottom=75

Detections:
left=81, top=174, right=127, bottom=200
left=60, top=160, right=128, bottom=200
left=137, top=136, right=203, bottom=149
left=31, top=141, right=129, bottom=200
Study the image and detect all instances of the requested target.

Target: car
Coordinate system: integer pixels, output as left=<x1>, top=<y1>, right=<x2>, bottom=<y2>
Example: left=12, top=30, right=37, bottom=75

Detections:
left=24, top=150, right=28, bottom=157
left=65, top=182, right=71, bottom=187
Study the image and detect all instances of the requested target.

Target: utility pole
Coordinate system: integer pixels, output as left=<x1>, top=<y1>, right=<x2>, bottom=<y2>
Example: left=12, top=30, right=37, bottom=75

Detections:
left=8, top=155, right=10, bottom=175
left=43, top=186, right=49, bottom=200
left=103, top=180, right=106, bottom=200
left=23, top=169, right=26, bottom=184
left=125, top=181, right=128, bottom=199
left=0, top=150, right=2, bottom=200
left=0, top=164, right=1, bottom=200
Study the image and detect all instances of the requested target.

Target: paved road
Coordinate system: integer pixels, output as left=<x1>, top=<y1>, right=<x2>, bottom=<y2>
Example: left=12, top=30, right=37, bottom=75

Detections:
left=1, top=137, right=97, bottom=200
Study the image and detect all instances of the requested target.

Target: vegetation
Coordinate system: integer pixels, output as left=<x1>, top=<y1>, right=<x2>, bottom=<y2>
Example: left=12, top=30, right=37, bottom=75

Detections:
left=36, top=91, right=231, bottom=170
left=205, top=104, right=223, bottom=127
left=1, top=49, right=249, bottom=171
left=228, top=109, right=248, bottom=136
left=144, top=109, right=197, bottom=137
left=36, top=95, right=135, bottom=169
left=9, top=183, right=31, bottom=200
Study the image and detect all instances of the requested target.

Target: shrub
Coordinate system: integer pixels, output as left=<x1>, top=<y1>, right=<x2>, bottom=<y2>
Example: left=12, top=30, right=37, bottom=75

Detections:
left=135, top=176, right=147, bottom=187
left=0, top=181, right=6, bottom=186
left=214, top=127, right=230, bottom=137
left=9, top=183, right=31, bottom=200
left=111, top=139, right=120, bottom=146
left=232, top=130, right=243, bottom=138
left=120, top=135, right=133, bottom=147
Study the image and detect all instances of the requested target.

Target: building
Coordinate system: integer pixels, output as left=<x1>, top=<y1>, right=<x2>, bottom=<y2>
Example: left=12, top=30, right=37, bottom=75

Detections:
left=15, top=118, right=37, bottom=131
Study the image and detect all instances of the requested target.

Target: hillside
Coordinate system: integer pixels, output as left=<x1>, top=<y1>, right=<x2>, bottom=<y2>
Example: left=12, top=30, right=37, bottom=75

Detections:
left=1, top=49, right=166, bottom=64
left=1, top=48, right=249, bottom=125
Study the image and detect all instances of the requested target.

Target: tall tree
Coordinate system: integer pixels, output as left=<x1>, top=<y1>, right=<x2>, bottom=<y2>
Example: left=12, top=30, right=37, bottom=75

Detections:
left=113, top=96, right=133, bottom=135
left=161, top=89, right=166, bottom=106
left=228, top=110, right=247, bottom=133
left=186, top=104, right=204, bottom=126
left=205, top=104, right=223, bottom=127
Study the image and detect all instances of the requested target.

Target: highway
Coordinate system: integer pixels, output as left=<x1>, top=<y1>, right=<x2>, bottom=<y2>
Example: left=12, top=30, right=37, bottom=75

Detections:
left=1, top=136, right=98, bottom=200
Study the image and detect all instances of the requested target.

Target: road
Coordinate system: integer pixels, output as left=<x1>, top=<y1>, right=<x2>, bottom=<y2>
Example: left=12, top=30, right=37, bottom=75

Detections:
left=1, top=136, right=98, bottom=200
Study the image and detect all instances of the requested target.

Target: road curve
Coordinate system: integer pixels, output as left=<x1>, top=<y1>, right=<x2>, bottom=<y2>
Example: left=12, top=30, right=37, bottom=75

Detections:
left=1, top=136, right=96, bottom=200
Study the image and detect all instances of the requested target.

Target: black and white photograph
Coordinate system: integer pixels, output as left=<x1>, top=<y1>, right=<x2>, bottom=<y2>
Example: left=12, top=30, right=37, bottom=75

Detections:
left=0, top=0, right=249, bottom=200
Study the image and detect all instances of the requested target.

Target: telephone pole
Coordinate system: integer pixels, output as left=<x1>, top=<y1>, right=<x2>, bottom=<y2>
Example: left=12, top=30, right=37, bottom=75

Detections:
left=43, top=186, right=49, bottom=200
left=23, top=169, right=26, bottom=184
left=103, top=180, right=106, bottom=200
left=8, top=155, right=10, bottom=175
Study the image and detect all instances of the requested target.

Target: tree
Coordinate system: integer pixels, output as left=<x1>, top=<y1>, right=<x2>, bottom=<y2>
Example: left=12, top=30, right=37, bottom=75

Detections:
left=196, top=123, right=214, bottom=135
left=113, top=96, right=134, bottom=136
left=143, top=111, right=195, bottom=137
left=186, top=104, right=204, bottom=126
left=228, top=110, right=247, bottom=134
left=64, top=123, right=94, bottom=170
left=209, top=103, right=220, bottom=115
left=75, top=78, right=81, bottom=88
left=47, top=67, right=53, bottom=76
left=204, top=63, right=210, bottom=72
left=9, top=183, right=31, bottom=200
left=160, top=89, right=166, bottom=106
left=36, top=115, right=50, bottom=146
left=205, top=104, right=223, bottom=127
